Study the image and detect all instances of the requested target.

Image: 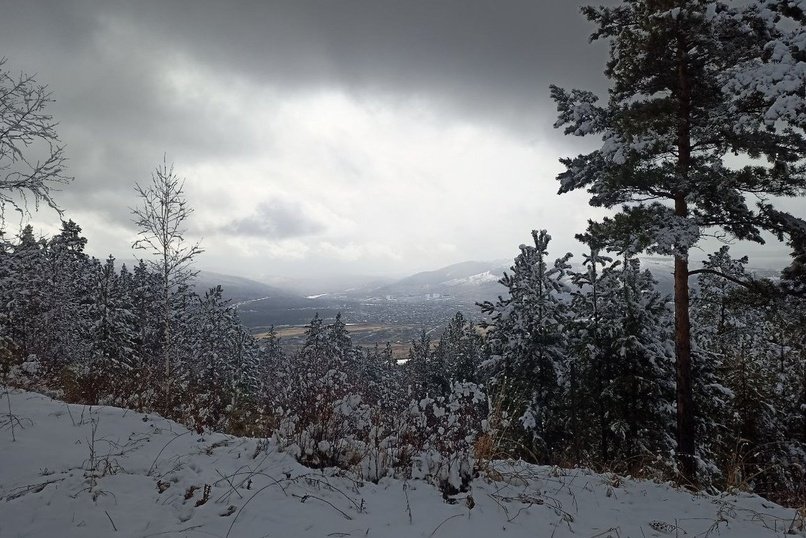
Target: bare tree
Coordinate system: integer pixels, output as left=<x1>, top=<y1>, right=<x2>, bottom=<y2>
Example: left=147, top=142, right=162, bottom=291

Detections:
left=0, top=58, right=71, bottom=217
left=131, top=157, right=203, bottom=407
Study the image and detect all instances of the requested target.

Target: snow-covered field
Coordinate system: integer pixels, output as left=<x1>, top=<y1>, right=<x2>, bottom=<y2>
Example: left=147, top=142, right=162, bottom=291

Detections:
left=0, top=388, right=802, bottom=538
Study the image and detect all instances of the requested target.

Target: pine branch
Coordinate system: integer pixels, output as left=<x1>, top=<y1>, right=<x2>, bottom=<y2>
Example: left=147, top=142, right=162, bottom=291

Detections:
left=687, top=268, right=758, bottom=289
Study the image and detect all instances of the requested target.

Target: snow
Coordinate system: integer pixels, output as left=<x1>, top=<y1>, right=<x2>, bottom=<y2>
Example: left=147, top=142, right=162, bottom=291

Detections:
left=442, top=271, right=499, bottom=287
left=1, top=388, right=803, bottom=538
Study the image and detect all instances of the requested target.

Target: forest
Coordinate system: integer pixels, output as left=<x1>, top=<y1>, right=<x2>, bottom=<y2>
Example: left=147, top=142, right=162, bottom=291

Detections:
left=2, top=0, right=806, bottom=517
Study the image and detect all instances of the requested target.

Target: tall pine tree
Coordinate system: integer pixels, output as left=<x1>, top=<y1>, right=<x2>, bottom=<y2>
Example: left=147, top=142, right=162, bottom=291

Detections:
left=551, top=0, right=806, bottom=480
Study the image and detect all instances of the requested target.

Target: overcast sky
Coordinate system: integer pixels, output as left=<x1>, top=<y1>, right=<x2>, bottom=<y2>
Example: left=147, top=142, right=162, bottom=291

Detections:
left=0, top=1, right=797, bottom=282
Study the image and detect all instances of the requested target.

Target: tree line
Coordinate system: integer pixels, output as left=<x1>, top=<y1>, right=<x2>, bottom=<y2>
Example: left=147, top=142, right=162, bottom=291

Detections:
left=1, top=220, right=803, bottom=500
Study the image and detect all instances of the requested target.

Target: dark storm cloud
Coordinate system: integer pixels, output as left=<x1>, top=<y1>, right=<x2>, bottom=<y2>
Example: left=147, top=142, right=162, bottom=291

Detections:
left=225, top=199, right=325, bottom=239
left=1, top=1, right=610, bottom=143
left=105, top=0, right=611, bottom=134
left=0, top=0, right=621, bottom=275
left=0, top=0, right=609, bottom=208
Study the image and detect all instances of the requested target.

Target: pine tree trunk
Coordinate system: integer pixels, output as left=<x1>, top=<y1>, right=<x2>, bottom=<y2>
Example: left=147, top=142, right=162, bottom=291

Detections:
left=674, top=227, right=696, bottom=482
left=675, top=33, right=696, bottom=483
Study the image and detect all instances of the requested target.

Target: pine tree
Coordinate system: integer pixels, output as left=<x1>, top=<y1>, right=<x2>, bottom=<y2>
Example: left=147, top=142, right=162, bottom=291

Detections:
left=129, top=260, right=163, bottom=370
left=568, top=242, right=675, bottom=468
left=228, top=323, right=261, bottom=404
left=8, top=226, right=47, bottom=360
left=689, top=247, right=741, bottom=475
left=693, top=247, right=805, bottom=493
left=406, top=329, right=432, bottom=397
left=567, top=244, right=616, bottom=462
left=480, top=230, right=572, bottom=459
left=551, top=0, right=806, bottom=480
left=256, top=325, right=283, bottom=405
left=187, top=285, right=235, bottom=427
left=604, top=254, right=675, bottom=465
left=0, top=230, right=16, bottom=373
left=82, top=256, right=138, bottom=401
left=357, top=342, right=403, bottom=407
left=434, top=312, right=483, bottom=388
left=40, top=220, right=91, bottom=368
left=327, top=312, right=355, bottom=366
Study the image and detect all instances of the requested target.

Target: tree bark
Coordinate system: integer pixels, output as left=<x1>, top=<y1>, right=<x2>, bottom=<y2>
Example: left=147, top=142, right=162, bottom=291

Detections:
left=675, top=31, right=697, bottom=483
left=674, top=201, right=696, bottom=482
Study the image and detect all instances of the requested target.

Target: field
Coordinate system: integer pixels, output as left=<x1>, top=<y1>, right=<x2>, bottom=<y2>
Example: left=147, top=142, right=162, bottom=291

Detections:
left=258, top=322, right=433, bottom=357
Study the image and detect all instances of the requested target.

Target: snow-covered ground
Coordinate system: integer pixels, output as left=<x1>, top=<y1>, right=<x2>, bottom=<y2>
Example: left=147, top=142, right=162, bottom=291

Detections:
left=0, top=388, right=802, bottom=538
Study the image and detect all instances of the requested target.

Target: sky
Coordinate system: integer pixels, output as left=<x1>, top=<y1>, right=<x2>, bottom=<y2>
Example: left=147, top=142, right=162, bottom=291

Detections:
left=0, top=0, right=798, bottom=283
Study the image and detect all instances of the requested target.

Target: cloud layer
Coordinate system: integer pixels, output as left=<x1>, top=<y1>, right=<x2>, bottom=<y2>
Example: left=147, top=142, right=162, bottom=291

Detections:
left=0, top=1, right=794, bottom=279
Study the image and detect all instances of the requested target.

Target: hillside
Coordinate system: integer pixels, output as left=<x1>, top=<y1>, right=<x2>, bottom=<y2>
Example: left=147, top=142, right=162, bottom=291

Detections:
left=1, top=388, right=802, bottom=538
left=193, top=269, right=300, bottom=303
left=371, top=261, right=509, bottom=303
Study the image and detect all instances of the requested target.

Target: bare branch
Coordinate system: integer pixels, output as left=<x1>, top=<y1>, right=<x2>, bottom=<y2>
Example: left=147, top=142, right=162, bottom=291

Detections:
left=0, top=58, right=72, bottom=217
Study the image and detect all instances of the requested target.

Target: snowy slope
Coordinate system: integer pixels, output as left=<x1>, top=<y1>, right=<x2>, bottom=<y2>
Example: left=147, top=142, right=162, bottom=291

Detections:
left=1, top=388, right=802, bottom=538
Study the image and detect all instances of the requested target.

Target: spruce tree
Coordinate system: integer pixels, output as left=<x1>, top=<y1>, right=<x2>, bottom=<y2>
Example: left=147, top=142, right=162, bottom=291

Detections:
left=551, top=0, right=806, bottom=480
left=480, top=230, right=572, bottom=459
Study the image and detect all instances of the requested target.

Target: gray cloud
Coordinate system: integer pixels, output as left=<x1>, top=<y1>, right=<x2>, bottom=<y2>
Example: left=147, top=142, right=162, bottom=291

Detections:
left=2, top=0, right=792, bottom=279
left=2, top=1, right=610, bottom=144
left=0, top=1, right=609, bottom=203
left=225, top=199, right=325, bottom=239
left=102, top=0, right=611, bottom=135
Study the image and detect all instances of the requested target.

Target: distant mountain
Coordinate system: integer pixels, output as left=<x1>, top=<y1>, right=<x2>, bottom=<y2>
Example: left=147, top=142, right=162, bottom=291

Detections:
left=112, top=254, right=789, bottom=338
left=120, top=260, right=298, bottom=303
left=271, top=274, right=399, bottom=298
left=192, top=270, right=340, bottom=328
left=193, top=270, right=300, bottom=303
left=373, top=261, right=509, bottom=303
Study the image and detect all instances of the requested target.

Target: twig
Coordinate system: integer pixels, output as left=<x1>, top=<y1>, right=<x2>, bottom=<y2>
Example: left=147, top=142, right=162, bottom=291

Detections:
left=142, top=524, right=204, bottom=537
left=147, top=431, right=189, bottom=476
left=293, top=493, right=353, bottom=520
left=226, top=481, right=290, bottom=538
left=303, top=475, right=364, bottom=513
left=589, top=528, right=620, bottom=537
left=4, top=478, right=65, bottom=501
left=105, top=510, right=118, bottom=532
left=215, top=468, right=243, bottom=500
left=6, top=387, right=16, bottom=441
left=429, top=514, right=463, bottom=537
left=66, top=402, right=77, bottom=427
left=403, top=481, right=413, bottom=524
left=550, top=515, right=563, bottom=538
